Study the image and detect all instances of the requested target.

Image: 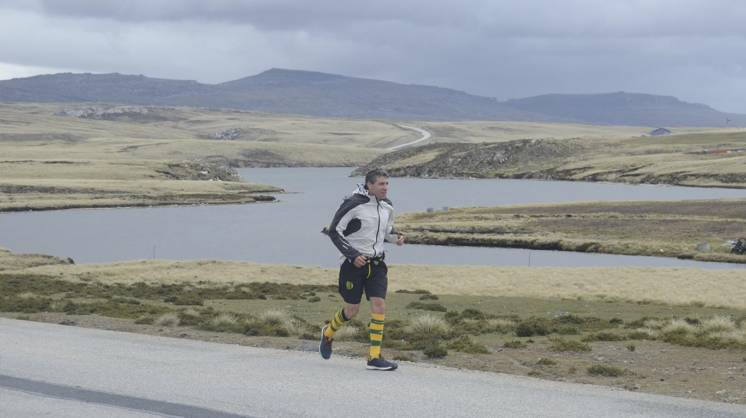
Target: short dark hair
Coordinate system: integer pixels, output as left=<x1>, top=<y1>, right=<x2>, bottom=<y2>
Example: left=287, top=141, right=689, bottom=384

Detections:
left=365, top=168, right=389, bottom=186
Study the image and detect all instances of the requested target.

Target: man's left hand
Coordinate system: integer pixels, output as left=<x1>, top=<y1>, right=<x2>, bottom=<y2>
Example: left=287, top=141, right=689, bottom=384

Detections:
left=396, top=234, right=405, bottom=246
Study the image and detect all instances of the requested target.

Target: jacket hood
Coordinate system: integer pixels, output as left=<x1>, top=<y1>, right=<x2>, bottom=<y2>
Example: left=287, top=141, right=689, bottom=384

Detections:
left=348, top=183, right=393, bottom=206
left=351, top=184, right=370, bottom=197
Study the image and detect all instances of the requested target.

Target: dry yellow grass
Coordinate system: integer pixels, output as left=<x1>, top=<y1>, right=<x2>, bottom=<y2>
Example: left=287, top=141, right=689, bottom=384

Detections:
left=0, top=248, right=71, bottom=270
left=0, top=103, right=401, bottom=211
left=0, top=102, right=414, bottom=147
left=11, top=258, right=746, bottom=309
left=418, top=121, right=739, bottom=143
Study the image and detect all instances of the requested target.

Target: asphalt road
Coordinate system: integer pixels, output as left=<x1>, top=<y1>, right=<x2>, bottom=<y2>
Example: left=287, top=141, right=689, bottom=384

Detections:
left=1, top=318, right=745, bottom=418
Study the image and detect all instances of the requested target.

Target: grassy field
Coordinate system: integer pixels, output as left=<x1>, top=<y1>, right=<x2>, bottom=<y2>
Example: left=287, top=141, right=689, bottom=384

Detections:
left=417, top=121, right=740, bottom=143
left=0, top=102, right=415, bottom=147
left=397, top=199, right=746, bottom=263
left=2, top=248, right=746, bottom=403
left=0, top=103, right=394, bottom=211
left=3, top=102, right=743, bottom=211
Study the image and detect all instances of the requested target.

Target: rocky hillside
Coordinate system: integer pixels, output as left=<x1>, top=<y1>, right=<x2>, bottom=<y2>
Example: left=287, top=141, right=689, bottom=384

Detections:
left=354, top=139, right=583, bottom=179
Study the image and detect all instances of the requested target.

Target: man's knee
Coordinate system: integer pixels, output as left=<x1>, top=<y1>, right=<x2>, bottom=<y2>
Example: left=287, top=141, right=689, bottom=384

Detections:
left=344, top=304, right=360, bottom=318
left=370, top=297, right=385, bottom=313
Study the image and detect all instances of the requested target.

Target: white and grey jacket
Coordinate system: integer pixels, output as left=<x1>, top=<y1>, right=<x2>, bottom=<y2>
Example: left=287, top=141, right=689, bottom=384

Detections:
left=327, top=185, right=399, bottom=261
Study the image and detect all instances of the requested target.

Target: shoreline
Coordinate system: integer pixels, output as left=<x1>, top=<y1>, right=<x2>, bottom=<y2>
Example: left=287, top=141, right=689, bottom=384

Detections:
left=402, top=233, right=746, bottom=265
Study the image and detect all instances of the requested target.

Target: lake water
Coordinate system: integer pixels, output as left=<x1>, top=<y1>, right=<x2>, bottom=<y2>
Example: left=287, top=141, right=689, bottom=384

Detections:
left=1, top=167, right=745, bottom=269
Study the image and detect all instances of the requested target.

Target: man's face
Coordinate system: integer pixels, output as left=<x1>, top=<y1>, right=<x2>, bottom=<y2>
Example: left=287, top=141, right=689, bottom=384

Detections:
left=367, top=176, right=389, bottom=200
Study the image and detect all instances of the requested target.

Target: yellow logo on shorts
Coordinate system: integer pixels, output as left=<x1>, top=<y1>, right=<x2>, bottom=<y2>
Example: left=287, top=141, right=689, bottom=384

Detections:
left=345, top=281, right=354, bottom=290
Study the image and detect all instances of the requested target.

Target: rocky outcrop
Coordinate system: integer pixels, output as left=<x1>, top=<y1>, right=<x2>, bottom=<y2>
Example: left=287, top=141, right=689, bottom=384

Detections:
left=56, top=105, right=178, bottom=122
left=355, top=139, right=581, bottom=178
left=207, top=128, right=242, bottom=140
left=155, top=160, right=241, bottom=181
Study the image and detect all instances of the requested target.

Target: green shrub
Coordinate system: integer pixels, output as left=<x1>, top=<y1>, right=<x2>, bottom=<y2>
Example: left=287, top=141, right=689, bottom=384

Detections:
left=587, top=364, right=624, bottom=377
left=516, top=317, right=551, bottom=337
left=444, top=310, right=461, bottom=324
left=419, top=294, right=439, bottom=301
left=503, top=340, right=527, bottom=349
left=460, top=308, right=486, bottom=320
left=447, top=336, right=490, bottom=354
left=422, top=342, right=448, bottom=358
left=200, top=313, right=245, bottom=333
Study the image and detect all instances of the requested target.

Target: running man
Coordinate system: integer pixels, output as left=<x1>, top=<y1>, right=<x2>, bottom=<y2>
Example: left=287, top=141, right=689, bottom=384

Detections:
left=320, top=168, right=405, bottom=370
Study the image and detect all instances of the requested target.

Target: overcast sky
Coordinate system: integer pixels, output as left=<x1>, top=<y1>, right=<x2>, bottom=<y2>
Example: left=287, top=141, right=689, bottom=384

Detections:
left=1, top=0, right=745, bottom=112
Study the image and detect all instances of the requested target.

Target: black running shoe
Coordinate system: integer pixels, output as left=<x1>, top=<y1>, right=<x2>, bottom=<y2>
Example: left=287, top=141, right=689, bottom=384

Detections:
left=366, top=356, right=398, bottom=371
left=319, top=325, right=333, bottom=360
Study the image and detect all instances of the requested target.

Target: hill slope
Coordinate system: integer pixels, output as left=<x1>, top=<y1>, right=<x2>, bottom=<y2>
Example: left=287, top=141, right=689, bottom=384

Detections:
left=1, top=69, right=745, bottom=126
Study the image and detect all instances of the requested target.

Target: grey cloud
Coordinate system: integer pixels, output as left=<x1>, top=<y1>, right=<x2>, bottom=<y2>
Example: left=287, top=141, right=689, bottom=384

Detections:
left=0, top=1, right=745, bottom=112
left=2, top=0, right=746, bottom=37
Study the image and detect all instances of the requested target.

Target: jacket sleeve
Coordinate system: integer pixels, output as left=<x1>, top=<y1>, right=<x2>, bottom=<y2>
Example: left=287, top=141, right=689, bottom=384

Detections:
left=384, top=208, right=399, bottom=243
left=328, top=198, right=363, bottom=260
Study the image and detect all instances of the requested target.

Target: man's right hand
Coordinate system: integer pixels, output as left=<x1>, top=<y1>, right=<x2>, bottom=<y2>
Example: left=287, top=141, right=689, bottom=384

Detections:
left=353, top=255, right=368, bottom=268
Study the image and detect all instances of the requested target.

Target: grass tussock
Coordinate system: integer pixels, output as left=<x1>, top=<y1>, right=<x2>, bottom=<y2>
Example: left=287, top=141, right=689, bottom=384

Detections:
left=587, top=364, right=625, bottom=377
left=503, top=340, right=528, bottom=349
left=637, top=316, right=746, bottom=349
left=256, top=310, right=305, bottom=336
left=155, top=313, right=180, bottom=327
left=406, top=314, right=451, bottom=338
left=536, top=357, right=557, bottom=366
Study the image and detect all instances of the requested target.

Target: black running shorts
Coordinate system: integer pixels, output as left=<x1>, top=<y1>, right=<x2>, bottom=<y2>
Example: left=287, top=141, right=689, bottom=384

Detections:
left=338, top=259, right=388, bottom=304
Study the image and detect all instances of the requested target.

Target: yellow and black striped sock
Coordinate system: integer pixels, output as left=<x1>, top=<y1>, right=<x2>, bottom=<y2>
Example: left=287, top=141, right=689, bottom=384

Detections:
left=323, top=307, right=349, bottom=338
left=369, top=312, right=385, bottom=359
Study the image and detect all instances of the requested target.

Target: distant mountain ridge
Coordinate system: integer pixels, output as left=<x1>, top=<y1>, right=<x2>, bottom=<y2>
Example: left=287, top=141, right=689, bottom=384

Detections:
left=505, top=92, right=741, bottom=127
left=1, top=68, right=743, bottom=126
